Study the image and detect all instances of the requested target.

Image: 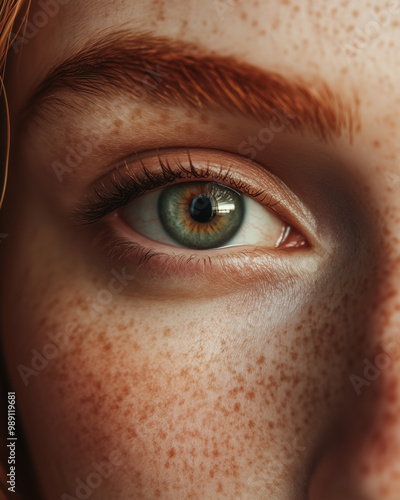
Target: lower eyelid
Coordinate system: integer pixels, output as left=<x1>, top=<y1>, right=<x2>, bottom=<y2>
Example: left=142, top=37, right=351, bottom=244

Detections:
left=90, top=219, right=318, bottom=298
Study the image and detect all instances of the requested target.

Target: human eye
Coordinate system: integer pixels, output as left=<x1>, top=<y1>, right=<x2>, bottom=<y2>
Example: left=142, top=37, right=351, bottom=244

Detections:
left=122, top=179, right=289, bottom=250
left=75, top=147, right=317, bottom=285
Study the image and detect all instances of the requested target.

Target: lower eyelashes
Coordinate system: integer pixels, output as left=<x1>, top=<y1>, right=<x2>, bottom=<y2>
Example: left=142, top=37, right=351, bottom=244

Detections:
left=76, top=148, right=313, bottom=281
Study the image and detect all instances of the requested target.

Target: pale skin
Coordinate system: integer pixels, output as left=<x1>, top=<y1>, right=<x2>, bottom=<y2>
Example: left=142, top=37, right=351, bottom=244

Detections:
left=1, top=0, right=400, bottom=499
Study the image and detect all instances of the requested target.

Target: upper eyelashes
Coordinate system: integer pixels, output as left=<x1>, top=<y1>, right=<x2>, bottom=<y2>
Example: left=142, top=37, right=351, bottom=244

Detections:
left=74, top=149, right=267, bottom=225
left=74, top=148, right=309, bottom=254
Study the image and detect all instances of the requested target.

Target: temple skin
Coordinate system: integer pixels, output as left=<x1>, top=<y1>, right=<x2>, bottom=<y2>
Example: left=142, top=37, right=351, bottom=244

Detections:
left=1, top=0, right=400, bottom=499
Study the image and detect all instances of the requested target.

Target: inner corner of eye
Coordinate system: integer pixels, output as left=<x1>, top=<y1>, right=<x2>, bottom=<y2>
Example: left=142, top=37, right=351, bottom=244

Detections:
left=276, top=224, right=310, bottom=250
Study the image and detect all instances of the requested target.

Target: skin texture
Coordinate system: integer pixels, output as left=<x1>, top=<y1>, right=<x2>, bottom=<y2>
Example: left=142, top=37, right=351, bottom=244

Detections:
left=1, top=0, right=400, bottom=499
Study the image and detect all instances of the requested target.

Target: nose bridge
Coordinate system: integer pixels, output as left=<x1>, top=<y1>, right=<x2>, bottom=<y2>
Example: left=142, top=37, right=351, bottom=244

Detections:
left=357, top=249, right=400, bottom=497
left=309, top=188, right=400, bottom=500
left=345, top=192, right=400, bottom=499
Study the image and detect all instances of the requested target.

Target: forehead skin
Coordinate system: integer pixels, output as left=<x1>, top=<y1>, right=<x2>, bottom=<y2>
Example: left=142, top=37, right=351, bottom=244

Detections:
left=2, top=1, right=400, bottom=499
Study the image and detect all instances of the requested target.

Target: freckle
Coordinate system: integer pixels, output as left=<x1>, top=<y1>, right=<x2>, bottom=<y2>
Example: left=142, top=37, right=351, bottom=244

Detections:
left=252, top=19, right=258, bottom=27
left=373, top=140, right=381, bottom=149
left=240, top=12, right=248, bottom=20
left=234, top=402, right=241, bottom=412
left=168, top=447, right=176, bottom=458
left=352, top=10, right=359, bottom=17
left=209, top=468, right=215, bottom=478
left=246, top=391, right=255, bottom=400
left=259, top=29, right=266, bottom=36
left=164, top=461, right=170, bottom=468
left=256, top=355, right=265, bottom=365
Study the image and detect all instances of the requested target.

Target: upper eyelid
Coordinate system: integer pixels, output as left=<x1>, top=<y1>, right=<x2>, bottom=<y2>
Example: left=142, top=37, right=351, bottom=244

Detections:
left=73, top=152, right=275, bottom=224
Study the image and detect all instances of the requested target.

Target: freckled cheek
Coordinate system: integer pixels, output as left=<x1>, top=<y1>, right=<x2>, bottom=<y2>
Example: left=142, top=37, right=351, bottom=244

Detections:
left=1, top=212, right=375, bottom=497
left=11, top=290, right=366, bottom=495
left=4, top=292, right=313, bottom=493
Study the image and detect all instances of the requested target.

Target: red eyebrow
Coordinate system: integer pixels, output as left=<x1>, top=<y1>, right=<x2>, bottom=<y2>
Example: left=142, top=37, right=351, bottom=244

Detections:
left=24, top=31, right=358, bottom=143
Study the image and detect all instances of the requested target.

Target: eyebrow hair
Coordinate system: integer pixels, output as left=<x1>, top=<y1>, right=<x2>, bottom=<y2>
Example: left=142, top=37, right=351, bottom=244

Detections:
left=25, top=31, right=358, bottom=143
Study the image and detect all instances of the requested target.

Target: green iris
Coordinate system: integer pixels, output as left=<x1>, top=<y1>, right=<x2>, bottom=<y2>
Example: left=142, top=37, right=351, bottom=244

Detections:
left=158, top=182, right=245, bottom=249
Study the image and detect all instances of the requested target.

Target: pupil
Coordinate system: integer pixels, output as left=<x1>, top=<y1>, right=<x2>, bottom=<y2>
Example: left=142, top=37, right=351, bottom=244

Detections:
left=189, top=194, right=214, bottom=223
